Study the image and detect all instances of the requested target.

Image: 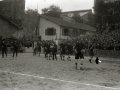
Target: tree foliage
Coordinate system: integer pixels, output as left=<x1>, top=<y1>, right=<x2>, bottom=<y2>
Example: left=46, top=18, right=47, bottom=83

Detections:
left=71, top=14, right=83, bottom=23
left=71, top=13, right=96, bottom=27
left=41, top=4, right=62, bottom=18
left=94, top=0, right=120, bottom=32
left=23, top=9, right=39, bottom=39
left=87, top=13, right=96, bottom=27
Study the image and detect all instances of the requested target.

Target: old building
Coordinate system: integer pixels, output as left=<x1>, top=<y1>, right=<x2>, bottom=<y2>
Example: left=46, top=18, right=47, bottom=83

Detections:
left=38, top=15, right=96, bottom=41
left=0, top=14, right=23, bottom=38
left=0, top=0, right=25, bottom=38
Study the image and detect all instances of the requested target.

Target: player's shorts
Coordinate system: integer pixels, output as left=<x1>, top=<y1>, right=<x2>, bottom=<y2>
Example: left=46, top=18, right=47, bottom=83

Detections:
left=75, top=52, right=84, bottom=59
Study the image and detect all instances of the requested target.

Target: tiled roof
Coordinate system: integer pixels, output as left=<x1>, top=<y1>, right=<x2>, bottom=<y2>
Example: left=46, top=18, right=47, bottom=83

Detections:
left=40, top=15, right=96, bottom=31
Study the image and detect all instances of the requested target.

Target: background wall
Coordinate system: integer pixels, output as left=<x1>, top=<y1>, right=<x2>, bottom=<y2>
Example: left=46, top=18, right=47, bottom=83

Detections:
left=39, top=17, right=60, bottom=41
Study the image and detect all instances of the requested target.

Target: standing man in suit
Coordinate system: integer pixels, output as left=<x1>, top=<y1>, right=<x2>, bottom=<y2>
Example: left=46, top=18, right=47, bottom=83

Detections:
left=1, top=39, right=7, bottom=58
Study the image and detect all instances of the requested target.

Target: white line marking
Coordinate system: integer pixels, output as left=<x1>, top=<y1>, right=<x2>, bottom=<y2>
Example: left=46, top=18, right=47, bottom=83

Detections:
left=0, top=70, right=119, bottom=90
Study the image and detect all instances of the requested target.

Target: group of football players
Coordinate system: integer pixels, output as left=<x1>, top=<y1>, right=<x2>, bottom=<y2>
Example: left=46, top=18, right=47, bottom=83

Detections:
left=1, top=38, right=100, bottom=70
left=39, top=40, right=101, bottom=70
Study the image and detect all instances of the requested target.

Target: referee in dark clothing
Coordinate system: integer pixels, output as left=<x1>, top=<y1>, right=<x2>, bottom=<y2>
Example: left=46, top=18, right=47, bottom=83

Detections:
left=75, top=40, right=84, bottom=70
left=1, top=40, right=7, bottom=58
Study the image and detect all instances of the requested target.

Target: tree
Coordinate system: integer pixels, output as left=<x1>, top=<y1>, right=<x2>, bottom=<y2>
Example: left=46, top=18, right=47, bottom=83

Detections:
left=87, top=13, right=96, bottom=27
left=71, top=14, right=83, bottom=23
left=94, top=0, right=120, bottom=32
left=41, top=4, right=62, bottom=18
left=23, top=9, right=39, bottom=40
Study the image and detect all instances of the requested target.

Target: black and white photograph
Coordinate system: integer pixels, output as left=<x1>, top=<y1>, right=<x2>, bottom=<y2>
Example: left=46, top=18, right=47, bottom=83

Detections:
left=0, top=0, right=120, bottom=90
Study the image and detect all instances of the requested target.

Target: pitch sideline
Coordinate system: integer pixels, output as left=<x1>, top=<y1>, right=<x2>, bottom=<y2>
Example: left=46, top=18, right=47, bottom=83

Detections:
left=0, top=70, right=119, bottom=90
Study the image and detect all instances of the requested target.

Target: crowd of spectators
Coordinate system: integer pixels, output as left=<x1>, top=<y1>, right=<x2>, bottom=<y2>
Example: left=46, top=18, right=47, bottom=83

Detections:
left=0, top=29, right=120, bottom=52
left=69, top=30, right=120, bottom=50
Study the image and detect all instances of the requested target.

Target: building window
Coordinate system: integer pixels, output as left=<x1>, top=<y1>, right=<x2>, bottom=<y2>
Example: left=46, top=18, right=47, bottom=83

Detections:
left=45, top=28, right=56, bottom=36
left=62, top=28, right=69, bottom=36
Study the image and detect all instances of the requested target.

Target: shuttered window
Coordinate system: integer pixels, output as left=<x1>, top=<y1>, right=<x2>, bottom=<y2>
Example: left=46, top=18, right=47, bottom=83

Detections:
left=62, top=28, right=69, bottom=36
left=45, top=28, right=56, bottom=35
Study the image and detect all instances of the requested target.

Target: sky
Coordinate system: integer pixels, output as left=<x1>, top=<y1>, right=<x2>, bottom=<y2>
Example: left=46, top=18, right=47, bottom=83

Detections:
left=25, top=0, right=94, bottom=14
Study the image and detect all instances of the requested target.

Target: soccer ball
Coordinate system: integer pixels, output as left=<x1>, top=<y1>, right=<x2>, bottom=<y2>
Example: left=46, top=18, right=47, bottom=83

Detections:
left=99, top=60, right=102, bottom=63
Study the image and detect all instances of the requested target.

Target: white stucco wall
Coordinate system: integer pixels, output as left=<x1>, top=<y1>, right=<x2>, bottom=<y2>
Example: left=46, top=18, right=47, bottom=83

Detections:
left=38, top=17, right=72, bottom=41
left=39, top=17, right=61, bottom=41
